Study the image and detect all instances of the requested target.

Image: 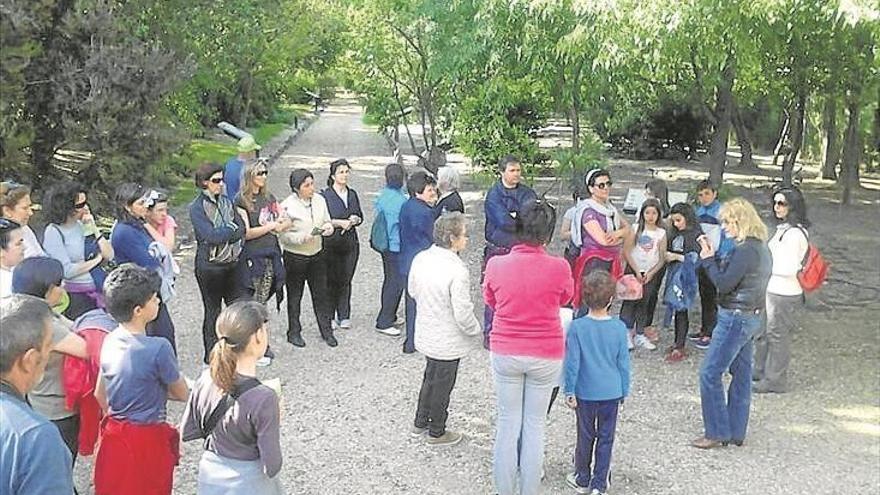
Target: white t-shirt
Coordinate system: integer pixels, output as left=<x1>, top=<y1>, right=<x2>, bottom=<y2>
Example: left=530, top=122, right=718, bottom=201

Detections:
left=628, top=227, right=666, bottom=273
left=0, top=267, right=12, bottom=299
left=21, top=225, right=45, bottom=259
left=767, top=224, right=808, bottom=296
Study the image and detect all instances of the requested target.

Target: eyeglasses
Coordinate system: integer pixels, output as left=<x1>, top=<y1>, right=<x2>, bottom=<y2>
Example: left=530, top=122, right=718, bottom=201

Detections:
left=210, top=177, right=224, bottom=184
left=594, top=181, right=613, bottom=189
left=256, top=170, right=269, bottom=177
left=74, top=200, right=88, bottom=209
left=774, top=200, right=788, bottom=207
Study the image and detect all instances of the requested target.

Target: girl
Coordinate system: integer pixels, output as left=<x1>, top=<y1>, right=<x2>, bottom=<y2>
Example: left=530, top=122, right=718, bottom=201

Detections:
left=144, top=190, right=177, bottom=252
left=620, top=198, right=667, bottom=350
left=181, top=301, right=282, bottom=494
left=664, top=202, right=702, bottom=363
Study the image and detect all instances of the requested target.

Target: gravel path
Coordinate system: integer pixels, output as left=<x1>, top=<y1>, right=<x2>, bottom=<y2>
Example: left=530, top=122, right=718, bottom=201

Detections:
left=73, top=99, right=879, bottom=494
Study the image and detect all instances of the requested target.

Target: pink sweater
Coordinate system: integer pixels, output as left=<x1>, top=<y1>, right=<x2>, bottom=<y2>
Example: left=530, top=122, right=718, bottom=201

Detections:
left=483, top=244, right=574, bottom=359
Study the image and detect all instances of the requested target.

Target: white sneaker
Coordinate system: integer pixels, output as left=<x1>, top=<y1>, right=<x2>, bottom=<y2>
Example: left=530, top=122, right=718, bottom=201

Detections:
left=627, top=330, right=635, bottom=350
left=393, top=317, right=405, bottom=327
left=376, top=326, right=401, bottom=337
left=634, top=334, right=657, bottom=350
left=338, top=319, right=352, bottom=329
left=256, top=356, right=272, bottom=367
left=566, top=472, right=590, bottom=494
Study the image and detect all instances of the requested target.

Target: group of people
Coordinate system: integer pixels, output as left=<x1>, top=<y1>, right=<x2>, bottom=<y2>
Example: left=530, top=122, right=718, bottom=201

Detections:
left=0, top=144, right=813, bottom=494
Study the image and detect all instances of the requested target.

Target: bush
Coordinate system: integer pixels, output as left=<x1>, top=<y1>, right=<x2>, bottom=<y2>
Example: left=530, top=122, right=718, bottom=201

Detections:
left=606, top=100, right=709, bottom=159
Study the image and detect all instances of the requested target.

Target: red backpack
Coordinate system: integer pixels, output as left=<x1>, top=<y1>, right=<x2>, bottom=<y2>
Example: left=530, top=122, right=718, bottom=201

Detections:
left=783, top=227, right=828, bottom=293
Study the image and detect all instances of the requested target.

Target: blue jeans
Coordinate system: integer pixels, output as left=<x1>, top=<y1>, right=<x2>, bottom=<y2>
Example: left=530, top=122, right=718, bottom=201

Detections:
left=376, top=251, right=403, bottom=329
left=699, top=307, right=761, bottom=442
left=574, top=399, right=620, bottom=493
left=491, top=354, right=561, bottom=495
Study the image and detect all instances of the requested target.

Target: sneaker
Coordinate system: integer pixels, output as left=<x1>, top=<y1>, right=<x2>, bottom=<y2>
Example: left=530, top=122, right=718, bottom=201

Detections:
left=665, top=348, right=686, bottom=363
left=338, top=319, right=352, bottom=329
left=256, top=356, right=272, bottom=367
left=376, top=326, right=401, bottom=337
left=694, top=336, right=712, bottom=350
left=626, top=331, right=635, bottom=350
left=687, top=331, right=704, bottom=342
left=643, top=326, right=660, bottom=343
left=331, top=320, right=340, bottom=330
left=565, top=472, right=590, bottom=494
left=410, top=425, right=428, bottom=437
left=425, top=430, right=463, bottom=446
left=590, top=489, right=606, bottom=495
left=634, top=334, right=657, bottom=351
left=394, top=317, right=405, bottom=327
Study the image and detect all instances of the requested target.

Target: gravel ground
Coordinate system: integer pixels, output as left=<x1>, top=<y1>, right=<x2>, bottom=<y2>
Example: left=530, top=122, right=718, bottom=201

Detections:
left=73, top=99, right=880, bottom=494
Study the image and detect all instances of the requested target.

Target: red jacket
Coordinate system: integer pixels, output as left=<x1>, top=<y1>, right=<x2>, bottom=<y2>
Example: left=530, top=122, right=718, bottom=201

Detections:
left=62, top=326, right=110, bottom=455
left=94, top=417, right=180, bottom=495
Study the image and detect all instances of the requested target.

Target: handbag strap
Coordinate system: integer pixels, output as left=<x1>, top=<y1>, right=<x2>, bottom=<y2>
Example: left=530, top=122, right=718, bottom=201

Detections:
left=201, top=377, right=261, bottom=440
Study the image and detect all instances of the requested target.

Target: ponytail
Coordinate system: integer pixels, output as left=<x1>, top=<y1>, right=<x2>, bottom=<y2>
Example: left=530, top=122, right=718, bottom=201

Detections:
left=209, top=337, right=238, bottom=393
left=209, top=300, right=269, bottom=393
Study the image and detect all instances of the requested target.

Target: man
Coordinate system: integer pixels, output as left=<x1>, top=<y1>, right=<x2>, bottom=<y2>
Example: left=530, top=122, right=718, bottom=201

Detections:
left=482, top=155, right=536, bottom=346
left=0, top=294, right=75, bottom=494
left=399, top=171, right=439, bottom=354
left=224, top=135, right=262, bottom=201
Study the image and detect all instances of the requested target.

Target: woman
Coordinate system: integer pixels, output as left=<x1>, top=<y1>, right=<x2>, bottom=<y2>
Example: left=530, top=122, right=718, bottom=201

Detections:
left=320, top=158, right=363, bottom=330
left=374, top=163, right=407, bottom=335
left=110, top=183, right=178, bottom=352
left=571, top=169, right=630, bottom=275
left=483, top=200, right=574, bottom=495
left=144, top=189, right=177, bottom=252
left=190, top=163, right=245, bottom=364
left=181, top=301, right=282, bottom=494
left=409, top=212, right=480, bottom=445
left=278, top=168, right=336, bottom=348
left=436, top=166, right=464, bottom=214
left=1, top=180, right=45, bottom=258
left=12, top=257, right=88, bottom=465
left=42, top=181, right=114, bottom=319
left=0, top=217, right=25, bottom=297
left=692, top=198, right=771, bottom=449
left=235, top=159, right=289, bottom=366
left=560, top=184, right=587, bottom=268
left=663, top=202, right=703, bottom=363
left=754, top=187, right=809, bottom=394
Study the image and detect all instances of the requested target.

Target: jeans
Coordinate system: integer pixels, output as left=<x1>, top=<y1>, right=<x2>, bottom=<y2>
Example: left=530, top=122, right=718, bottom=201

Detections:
left=196, top=262, right=240, bottom=363
left=754, top=293, right=801, bottom=392
left=403, top=288, right=417, bottom=353
left=414, top=357, right=461, bottom=437
left=376, top=251, right=404, bottom=329
left=283, top=251, right=333, bottom=340
left=574, top=399, right=620, bottom=493
left=699, top=307, right=762, bottom=442
left=698, top=267, right=718, bottom=336
left=325, top=239, right=359, bottom=322
left=491, top=353, right=561, bottom=495
left=482, top=245, right=510, bottom=348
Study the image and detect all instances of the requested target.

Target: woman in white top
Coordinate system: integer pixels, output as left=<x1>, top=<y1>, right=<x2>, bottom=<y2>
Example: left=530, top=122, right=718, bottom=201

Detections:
left=754, top=187, right=810, bottom=394
left=620, top=198, right=667, bottom=350
left=1, top=181, right=45, bottom=258
left=0, top=218, right=25, bottom=298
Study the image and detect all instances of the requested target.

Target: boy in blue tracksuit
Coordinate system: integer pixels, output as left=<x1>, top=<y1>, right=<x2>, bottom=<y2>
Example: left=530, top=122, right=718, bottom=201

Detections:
left=692, top=180, right=734, bottom=349
left=564, top=270, right=631, bottom=495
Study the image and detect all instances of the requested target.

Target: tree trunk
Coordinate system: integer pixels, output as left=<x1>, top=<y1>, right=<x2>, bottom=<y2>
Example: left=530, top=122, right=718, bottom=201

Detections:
left=570, top=63, right=584, bottom=153
left=707, top=55, right=735, bottom=187
left=872, top=85, right=880, bottom=171
left=772, top=110, right=790, bottom=166
left=731, top=100, right=755, bottom=168
left=822, top=96, right=840, bottom=180
left=781, top=93, right=806, bottom=187
left=240, top=72, right=253, bottom=128
left=840, top=96, right=862, bottom=205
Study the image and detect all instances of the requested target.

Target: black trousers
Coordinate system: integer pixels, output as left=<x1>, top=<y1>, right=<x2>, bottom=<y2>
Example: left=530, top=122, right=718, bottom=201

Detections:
left=52, top=414, right=80, bottom=463
left=619, top=268, right=665, bottom=334
left=376, top=251, right=404, bottom=328
left=195, top=262, right=240, bottom=363
left=146, top=302, right=176, bottom=354
left=63, top=292, right=97, bottom=321
left=643, top=265, right=666, bottom=327
left=674, top=309, right=689, bottom=349
left=325, top=240, right=359, bottom=322
left=698, top=266, right=718, bottom=336
left=414, top=357, right=460, bottom=437
left=283, top=251, right=333, bottom=339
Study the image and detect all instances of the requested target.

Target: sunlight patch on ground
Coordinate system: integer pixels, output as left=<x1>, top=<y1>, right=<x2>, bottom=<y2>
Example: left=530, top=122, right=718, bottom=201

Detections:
left=781, top=423, right=824, bottom=435
left=827, top=405, right=880, bottom=422
left=839, top=421, right=880, bottom=437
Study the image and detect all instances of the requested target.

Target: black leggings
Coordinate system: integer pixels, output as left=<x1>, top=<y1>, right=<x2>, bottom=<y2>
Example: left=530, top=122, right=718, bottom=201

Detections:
left=195, top=262, right=240, bottom=363
left=324, top=240, right=359, bottom=322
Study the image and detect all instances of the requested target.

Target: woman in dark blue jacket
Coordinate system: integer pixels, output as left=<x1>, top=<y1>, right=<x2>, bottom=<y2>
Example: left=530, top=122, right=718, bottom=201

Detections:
left=320, top=159, right=364, bottom=330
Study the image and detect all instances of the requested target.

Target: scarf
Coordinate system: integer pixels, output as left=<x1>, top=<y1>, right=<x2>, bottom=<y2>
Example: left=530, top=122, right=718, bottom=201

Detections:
left=570, top=198, right=620, bottom=248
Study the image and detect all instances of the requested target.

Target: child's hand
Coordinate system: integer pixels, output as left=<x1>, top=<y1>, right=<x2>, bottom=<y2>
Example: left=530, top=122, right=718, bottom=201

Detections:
left=565, top=395, right=577, bottom=409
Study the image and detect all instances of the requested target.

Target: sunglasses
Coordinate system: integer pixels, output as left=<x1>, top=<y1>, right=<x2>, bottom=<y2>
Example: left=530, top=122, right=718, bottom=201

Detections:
left=774, top=200, right=788, bottom=207
left=594, top=181, right=613, bottom=189
left=256, top=170, right=269, bottom=177
left=0, top=217, right=21, bottom=230
left=74, top=200, right=88, bottom=209
left=209, top=177, right=224, bottom=184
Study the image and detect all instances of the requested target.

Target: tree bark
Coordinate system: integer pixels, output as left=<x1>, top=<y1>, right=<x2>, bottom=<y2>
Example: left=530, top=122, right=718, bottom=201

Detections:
left=772, top=110, right=790, bottom=166
left=570, top=62, right=584, bottom=153
left=781, top=93, right=806, bottom=187
left=707, top=55, right=735, bottom=187
left=731, top=100, right=755, bottom=168
left=840, top=96, right=862, bottom=205
left=822, top=96, right=840, bottom=180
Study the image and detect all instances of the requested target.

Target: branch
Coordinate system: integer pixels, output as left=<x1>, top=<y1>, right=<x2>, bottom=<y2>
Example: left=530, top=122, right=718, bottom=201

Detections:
left=690, top=45, right=719, bottom=124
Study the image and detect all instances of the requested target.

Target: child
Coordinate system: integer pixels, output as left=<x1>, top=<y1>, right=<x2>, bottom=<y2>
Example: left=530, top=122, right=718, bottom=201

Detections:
left=620, top=199, right=666, bottom=350
left=692, top=180, right=732, bottom=349
left=564, top=270, right=631, bottom=495
left=144, top=190, right=177, bottom=252
left=664, top=203, right=703, bottom=363
left=181, top=301, right=282, bottom=494
left=93, top=264, right=189, bottom=495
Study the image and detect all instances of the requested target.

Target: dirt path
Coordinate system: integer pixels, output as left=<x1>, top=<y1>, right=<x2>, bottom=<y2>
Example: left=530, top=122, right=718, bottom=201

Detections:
left=74, top=99, right=879, bottom=494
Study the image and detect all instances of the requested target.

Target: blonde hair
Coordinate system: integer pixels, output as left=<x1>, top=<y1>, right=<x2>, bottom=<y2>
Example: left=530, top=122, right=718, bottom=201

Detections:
left=0, top=181, right=30, bottom=211
left=210, top=301, right=268, bottom=392
left=238, top=159, right=268, bottom=212
left=720, top=198, right=767, bottom=243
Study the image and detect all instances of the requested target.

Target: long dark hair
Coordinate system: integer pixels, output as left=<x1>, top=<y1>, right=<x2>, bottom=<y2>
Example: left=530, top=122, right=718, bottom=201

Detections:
left=669, top=202, right=699, bottom=232
left=327, top=158, right=350, bottom=188
left=210, top=301, right=269, bottom=393
left=114, top=182, right=147, bottom=224
left=771, top=187, right=810, bottom=228
left=636, top=198, right=664, bottom=237
left=43, top=181, right=86, bottom=225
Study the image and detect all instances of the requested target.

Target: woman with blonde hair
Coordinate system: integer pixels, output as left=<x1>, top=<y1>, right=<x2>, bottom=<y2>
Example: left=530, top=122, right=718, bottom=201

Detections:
left=181, top=300, right=282, bottom=494
left=691, top=198, right=771, bottom=449
left=1, top=181, right=44, bottom=258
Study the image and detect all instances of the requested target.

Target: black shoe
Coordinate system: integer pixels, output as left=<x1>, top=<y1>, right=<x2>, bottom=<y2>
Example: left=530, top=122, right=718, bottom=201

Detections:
left=287, top=334, right=306, bottom=347
left=264, top=346, right=276, bottom=359
left=324, top=334, right=338, bottom=347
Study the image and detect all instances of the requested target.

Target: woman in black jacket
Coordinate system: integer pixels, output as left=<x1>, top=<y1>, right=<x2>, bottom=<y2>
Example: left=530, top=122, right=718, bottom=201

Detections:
left=320, top=159, right=363, bottom=330
left=189, top=162, right=245, bottom=363
left=691, top=198, right=771, bottom=449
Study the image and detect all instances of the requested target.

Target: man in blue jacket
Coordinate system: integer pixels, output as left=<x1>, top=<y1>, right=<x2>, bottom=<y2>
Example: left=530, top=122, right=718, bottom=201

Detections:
left=223, top=135, right=261, bottom=201
left=399, top=171, right=438, bottom=353
left=482, top=155, right=536, bottom=347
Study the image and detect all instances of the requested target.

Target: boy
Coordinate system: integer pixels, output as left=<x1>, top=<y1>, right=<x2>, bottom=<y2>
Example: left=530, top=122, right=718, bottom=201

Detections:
left=564, top=270, right=631, bottom=495
left=93, top=264, right=189, bottom=495
left=692, top=180, right=732, bottom=349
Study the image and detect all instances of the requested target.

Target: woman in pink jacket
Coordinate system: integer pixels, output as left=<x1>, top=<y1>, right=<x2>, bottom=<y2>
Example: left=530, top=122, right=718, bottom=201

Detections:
left=483, top=200, right=574, bottom=495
